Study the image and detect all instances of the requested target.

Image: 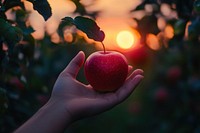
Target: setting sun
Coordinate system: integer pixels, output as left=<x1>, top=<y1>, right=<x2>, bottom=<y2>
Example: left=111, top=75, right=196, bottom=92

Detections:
left=116, top=30, right=135, bottom=49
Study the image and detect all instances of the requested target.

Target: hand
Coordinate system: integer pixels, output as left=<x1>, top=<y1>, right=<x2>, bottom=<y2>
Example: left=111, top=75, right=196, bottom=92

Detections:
left=14, top=51, right=144, bottom=133
left=50, top=51, right=144, bottom=121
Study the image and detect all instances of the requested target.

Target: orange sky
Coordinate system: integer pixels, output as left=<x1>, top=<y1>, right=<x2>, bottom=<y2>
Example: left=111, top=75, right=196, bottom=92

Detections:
left=25, top=0, right=141, bottom=37
left=17, top=0, right=178, bottom=52
left=22, top=0, right=146, bottom=51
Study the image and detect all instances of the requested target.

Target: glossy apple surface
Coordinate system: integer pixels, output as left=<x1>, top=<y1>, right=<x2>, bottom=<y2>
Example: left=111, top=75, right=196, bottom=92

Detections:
left=84, top=51, right=128, bottom=92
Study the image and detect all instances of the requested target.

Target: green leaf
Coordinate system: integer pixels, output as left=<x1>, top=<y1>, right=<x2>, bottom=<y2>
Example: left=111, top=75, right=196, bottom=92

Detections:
left=0, top=18, right=23, bottom=49
left=23, top=26, right=35, bottom=35
left=194, top=0, right=200, bottom=14
left=61, top=17, right=74, bottom=25
left=27, top=0, right=52, bottom=21
left=15, top=10, right=35, bottom=35
left=19, top=34, right=35, bottom=59
left=4, top=26, right=23, bottom=48
left=3, top=0, right=25, bottom=11
left=71, top=0, right=87, bottom=15
left=59, top=16, right=105, bottom=42
left=174, top=19, right=187, bottom=36
left=57, top=17, right=74, bottom=38
left=0, top=18, right=11, bottom=35
left=137, top=15, right=159, bottom=36
left=73, top=16, right=105, bottom=42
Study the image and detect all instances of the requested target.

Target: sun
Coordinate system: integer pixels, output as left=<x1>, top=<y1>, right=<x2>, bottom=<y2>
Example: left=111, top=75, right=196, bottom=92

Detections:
left=116, top=30, right=135, bottom=49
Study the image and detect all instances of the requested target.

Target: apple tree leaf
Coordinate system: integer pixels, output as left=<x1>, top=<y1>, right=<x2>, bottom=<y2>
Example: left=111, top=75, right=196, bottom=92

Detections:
left=0, top=18, right=23, bottom=49
left=2, top=0, right=25, bottom=11
left=73, top=16, right=105, bottom=42
left=188, top=18, right=200, bottom=40
left=27, top=0, right=52, bottom=21
left=58, top=17, right=74, bottom=38
left=174, top=19, right=187, bottom=36
left=59, top=16, right=105, bottom=42
left=194, top=0, right=200, bottom=14
left=71, top=0, right=87, bottom=16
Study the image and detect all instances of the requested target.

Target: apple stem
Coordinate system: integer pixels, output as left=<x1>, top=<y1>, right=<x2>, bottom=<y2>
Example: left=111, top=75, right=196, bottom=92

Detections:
left=101, top=42, right=106, bottom=54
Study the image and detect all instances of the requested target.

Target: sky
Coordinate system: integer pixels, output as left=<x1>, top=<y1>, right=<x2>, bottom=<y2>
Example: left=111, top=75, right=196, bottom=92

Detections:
left=23, top=0, right=143, bottom=50
left=25, top=0, right=141, bottom=34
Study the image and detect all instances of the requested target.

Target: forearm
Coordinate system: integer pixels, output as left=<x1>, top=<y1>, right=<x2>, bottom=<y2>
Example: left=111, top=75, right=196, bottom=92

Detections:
left=14, top=99, right=72, bottom=133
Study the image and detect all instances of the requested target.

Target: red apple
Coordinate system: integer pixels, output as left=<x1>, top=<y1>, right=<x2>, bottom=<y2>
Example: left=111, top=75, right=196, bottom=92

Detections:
left=154, top=87, right=169, bottom=103
left=84, top=51, right=128, bottom=92
left=166, top=66, right=182, bottom=83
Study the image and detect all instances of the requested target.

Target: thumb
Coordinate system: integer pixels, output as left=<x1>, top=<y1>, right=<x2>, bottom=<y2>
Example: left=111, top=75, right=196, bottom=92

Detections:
left=60, top=51, right=85, bottom=78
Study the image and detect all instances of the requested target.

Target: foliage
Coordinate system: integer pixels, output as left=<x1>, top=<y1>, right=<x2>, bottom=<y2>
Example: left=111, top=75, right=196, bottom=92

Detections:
left=0, top=0, right=200, bottom=133
left=59, top=16, right=105, bottom=42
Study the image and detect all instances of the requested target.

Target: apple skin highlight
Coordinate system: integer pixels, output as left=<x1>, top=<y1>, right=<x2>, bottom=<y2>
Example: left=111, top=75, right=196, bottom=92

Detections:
left=84, top=51, right=128, bottom=92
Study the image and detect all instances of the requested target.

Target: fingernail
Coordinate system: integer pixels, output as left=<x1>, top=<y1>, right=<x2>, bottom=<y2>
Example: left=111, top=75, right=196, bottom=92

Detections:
left=128, top=65, right=133, bottom=69
left=136, top=75, right=144, bottom=82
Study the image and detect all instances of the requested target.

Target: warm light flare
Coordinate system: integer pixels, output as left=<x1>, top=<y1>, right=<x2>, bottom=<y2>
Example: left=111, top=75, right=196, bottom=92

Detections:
left=116, top=31, right=135, bottom=49
left=146, top=33, right=160, bottom=50
left=164, top=25, right=174, bottom=39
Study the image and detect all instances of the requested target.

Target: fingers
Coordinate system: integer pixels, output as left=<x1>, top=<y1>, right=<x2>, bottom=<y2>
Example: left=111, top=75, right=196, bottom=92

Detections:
left=115, top=69, right=144, bottom=103
left=128, top=65, right=133, bottom=74
left=127, top=69, right=144, bottom=80
left=60, top=51, right=85, bottom=78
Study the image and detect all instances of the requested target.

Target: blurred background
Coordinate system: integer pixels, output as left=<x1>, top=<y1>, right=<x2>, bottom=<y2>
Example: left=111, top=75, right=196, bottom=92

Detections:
left=0, top=0, right=200, bottom=132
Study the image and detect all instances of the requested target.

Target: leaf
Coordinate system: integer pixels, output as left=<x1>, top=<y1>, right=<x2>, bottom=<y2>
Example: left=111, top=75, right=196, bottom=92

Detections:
left=0, top=18, right=23, bottom=49
left=59, top=16, right=105, bottom=42
left=57, top=17, right=74, bottom=38
left=175, top=0, right=193, bottom=19
left=3, top=0, right=25, bottom=11
left=4, top=26, right=23, bottom=48
left=194, top=0, right=200, bottom=14
left=28, top=0, right=52, bottom=21
left=71, top=0, right=87, bottom=15
left=15, top=10, right=35, bottom=35
left=22, top=26, right=35, bottom=35
left=74, top=16, right=105, bottom=42
left=18, top=34, right=35, bottom=59
left=0, top=18, right=10, bottom=34
left=174, top=19, right=187, bottom=36
left=137, top=15, right=159, bottom=36
left=188, top=18, right=200, bottom=40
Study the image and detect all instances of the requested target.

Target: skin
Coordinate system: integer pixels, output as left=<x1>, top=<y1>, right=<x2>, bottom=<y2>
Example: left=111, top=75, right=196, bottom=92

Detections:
left=14, top=51, right=144, bottom=133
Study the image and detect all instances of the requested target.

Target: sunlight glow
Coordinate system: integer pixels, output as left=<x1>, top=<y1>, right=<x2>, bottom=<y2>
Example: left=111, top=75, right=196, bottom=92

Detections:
left=116, top=31, right=135, bottom=49
left=146, top=33, right=160, bottom=50
left=164, top=25, right=174, bottom=39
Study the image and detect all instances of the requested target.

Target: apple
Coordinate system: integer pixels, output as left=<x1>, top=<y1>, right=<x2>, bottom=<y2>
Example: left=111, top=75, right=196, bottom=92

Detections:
left=84, top=51, right=128, bottom=92
left=154, top=87, right=169, bottom=103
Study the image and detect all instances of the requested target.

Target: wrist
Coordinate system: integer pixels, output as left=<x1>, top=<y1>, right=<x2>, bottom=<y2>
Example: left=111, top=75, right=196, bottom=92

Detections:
left=45, top=98, right=73, bottom=124
left=14, top=98, right=72, bottom=133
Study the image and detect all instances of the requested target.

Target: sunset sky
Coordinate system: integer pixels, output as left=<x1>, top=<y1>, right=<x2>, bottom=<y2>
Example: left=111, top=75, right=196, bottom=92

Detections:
left=24, top=0, right=144, bottom=50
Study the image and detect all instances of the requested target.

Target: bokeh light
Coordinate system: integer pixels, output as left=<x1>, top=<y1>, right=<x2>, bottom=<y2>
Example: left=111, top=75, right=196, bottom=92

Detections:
left=164, top=25, right=174, bottom=39
left=160, top=3, right=172, bottom=17
left=146, top=33, right=160, bottom=50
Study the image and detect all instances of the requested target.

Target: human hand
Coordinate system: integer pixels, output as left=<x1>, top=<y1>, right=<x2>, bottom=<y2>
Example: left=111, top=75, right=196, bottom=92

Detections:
left=49, top=51, right=144, bottom=122
left=14, top=51, right=144, bottom=133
